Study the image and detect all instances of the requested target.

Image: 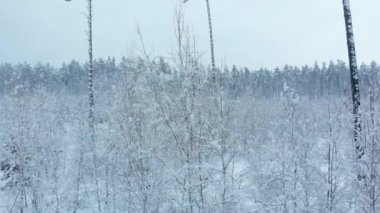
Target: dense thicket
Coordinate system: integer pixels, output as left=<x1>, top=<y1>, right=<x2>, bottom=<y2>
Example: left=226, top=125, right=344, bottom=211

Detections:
left=0, top=58, right=379, bottom=212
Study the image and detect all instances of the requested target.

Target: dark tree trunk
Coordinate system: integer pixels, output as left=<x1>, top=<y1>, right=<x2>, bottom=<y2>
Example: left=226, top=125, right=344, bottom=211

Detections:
left=205, top=0, right=216, bottom=84
left=342, top=0, right=363, bottom=160
left=87, top=0, right=95, bottom=144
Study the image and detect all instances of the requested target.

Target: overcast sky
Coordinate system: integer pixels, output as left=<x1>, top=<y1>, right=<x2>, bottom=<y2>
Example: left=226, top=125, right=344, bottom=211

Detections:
left=0, top=0, right=379, bottom=69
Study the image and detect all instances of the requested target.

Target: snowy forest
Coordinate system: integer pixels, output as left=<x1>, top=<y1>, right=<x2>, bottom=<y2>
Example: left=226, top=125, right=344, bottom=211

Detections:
left=0, top=0, right=379, bottom=212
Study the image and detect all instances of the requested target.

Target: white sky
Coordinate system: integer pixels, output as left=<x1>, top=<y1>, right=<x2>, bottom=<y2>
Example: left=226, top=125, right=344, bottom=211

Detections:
left=0, top=0, right=379, bottom=69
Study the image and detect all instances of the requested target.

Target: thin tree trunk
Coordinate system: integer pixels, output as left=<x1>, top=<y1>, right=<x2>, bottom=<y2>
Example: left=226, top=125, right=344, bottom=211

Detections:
left=198, top=110, right=205, bottom=212
left=327, top=104, right=335, bottom=212
left=87, top=0, right=100, bottom=211
left=205, top=0, right=216, bottom=85
left=204, top=3, right=229, bottom=212
left=368, top=86, right=377, bottom=213
left=87, top=1, right=94, bottom=140
left=73, top=149, right=83, bottom=213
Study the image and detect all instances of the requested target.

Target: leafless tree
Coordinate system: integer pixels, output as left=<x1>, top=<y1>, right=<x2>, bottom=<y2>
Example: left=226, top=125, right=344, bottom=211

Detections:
left=341, top=0, right=363, bottom=160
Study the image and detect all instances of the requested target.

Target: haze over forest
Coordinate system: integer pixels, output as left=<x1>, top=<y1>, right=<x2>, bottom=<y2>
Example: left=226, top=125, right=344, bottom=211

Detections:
left=0, top=0, right=379, bottom=212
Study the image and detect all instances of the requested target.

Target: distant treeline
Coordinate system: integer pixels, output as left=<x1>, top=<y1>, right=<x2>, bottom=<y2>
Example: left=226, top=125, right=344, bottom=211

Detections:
left=1, top=57, right=379, bottom=99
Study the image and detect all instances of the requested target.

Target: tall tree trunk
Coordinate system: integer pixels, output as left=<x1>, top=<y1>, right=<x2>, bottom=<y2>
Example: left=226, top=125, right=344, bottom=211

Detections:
left=87, top=0, right=100, bottom=211
left=342, top=0, right=363, bottom=160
